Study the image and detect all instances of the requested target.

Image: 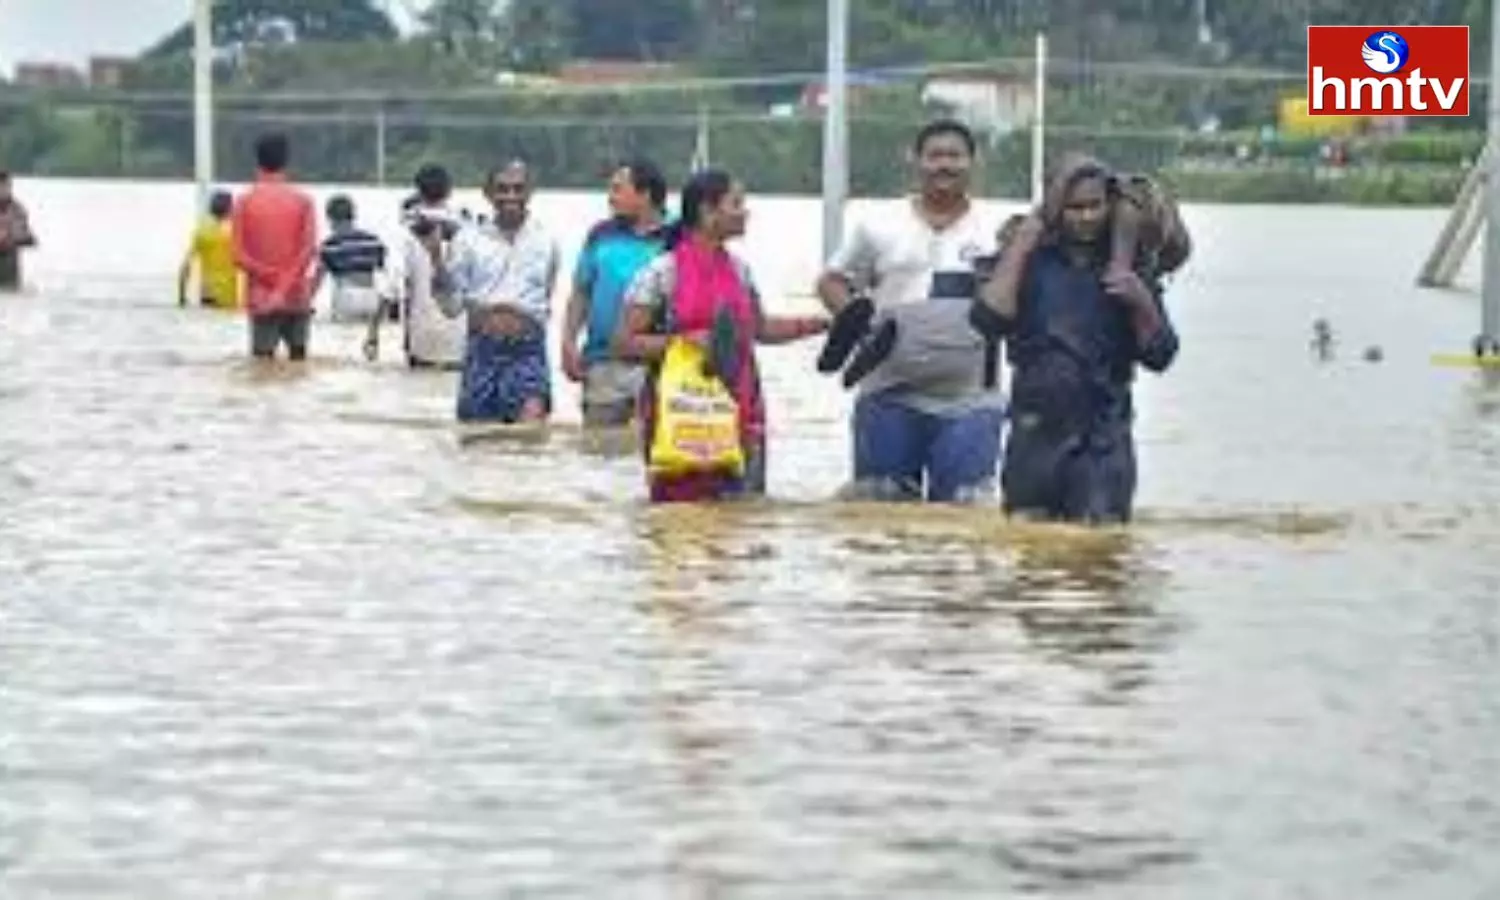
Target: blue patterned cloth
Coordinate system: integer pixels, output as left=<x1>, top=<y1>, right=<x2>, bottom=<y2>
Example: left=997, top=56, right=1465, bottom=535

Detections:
left=456, top=329, right=552, bottom=422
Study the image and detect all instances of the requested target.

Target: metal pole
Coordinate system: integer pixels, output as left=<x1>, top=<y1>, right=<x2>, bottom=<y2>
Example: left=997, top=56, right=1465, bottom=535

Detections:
left=820, top=0, right=848, bottom=263
left=1030, top=32, right=1047, bottom=205
left=1417, top=152, right=1485, bottom=287
left=192, top=0, right=213, bottom=211
left=691, top=102, right=710, bottom=172
left=375, top=106, right=387, bottom=185
left=699, top=103, right=711, bottom=171
left=1481, top=2, right=1500, bottom=353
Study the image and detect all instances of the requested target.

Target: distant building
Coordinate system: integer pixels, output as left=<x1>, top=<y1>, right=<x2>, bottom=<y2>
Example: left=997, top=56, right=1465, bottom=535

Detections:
left=13, top=62, right=85, bottom=90
left=799, top=73, right=897, bottom=112
left=494, top=70, right=561, bottom=89
left=920, top=74, right=1037, bottom=137
left=88, top=56, right=134, bottom=89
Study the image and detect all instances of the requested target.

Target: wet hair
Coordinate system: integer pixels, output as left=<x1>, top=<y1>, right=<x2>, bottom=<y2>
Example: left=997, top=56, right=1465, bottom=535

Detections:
left=413, top=164, right=451, bottom=204
left=666, top=168, right=735, bottom=248
left=913, top=118, right=977, bottom=156
left=617, top=156, right=667, bottom=210
left=254, top=133, right=290, bottom=172
left=1041, top=154, right=1113, bottom=230
left=208, top=189, right=233, bottom=218
left=326, top=194, right=355, bottom=222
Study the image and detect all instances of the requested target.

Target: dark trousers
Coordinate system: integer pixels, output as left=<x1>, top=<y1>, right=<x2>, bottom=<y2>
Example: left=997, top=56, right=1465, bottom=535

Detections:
left=250, top=311, right=311, bottom=360
left=1001, top=414, right=1138, bottom=524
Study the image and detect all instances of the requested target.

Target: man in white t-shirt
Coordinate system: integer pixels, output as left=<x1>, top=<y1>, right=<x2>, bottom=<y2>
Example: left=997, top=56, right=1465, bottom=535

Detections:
left=815, top=119, right=1004, bottom=503
left=363, top=164, right=468, bottom=369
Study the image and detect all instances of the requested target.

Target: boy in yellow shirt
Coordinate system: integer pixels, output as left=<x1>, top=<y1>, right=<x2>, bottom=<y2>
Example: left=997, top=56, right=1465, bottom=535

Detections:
left=177, top=190, right=241, bottom=309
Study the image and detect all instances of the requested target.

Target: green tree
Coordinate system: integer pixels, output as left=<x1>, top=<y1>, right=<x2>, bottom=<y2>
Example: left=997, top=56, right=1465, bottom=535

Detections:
left=500, top=0, right=575, bottom=71
left=700, top=0, right=1017, bottom=79
left=147, top=0, right=397, bottom=57
left=421, top=0, right=507, bottom=63
left=565, top=0, right=698, bottom=60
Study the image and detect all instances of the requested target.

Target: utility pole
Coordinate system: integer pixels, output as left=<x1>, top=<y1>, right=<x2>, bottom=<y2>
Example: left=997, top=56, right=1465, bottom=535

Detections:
left=193, top=0, right=214, bottom=211
left=820, top=0, right=849, bottom=263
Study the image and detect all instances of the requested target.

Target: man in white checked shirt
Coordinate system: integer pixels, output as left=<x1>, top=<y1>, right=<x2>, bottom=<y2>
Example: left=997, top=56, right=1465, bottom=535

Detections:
left=428, top=161, right=560, bottom=423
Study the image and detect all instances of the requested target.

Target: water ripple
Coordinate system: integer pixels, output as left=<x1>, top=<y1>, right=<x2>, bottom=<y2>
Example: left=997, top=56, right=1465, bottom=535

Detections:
left=3, top=192, right=1500, bottom=897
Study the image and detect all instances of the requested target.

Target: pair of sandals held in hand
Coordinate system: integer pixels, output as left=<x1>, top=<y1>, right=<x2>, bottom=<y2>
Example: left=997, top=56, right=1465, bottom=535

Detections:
left=815, top=294, right=896, bottom=388
left=816, top=292, right=1002, bottom=390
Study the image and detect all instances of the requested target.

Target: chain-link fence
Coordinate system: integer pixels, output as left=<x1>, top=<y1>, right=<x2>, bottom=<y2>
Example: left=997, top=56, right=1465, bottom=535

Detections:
left=0, top=55, right=1487, bottom=203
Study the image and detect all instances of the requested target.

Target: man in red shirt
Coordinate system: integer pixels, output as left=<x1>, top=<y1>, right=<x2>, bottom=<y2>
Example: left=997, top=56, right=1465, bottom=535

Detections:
left=232, top=133, right=317, bottom=359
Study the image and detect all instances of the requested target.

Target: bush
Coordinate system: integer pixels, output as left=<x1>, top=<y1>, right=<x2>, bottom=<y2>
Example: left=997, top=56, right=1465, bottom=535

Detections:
left=1174, top=129, right=1484, bottom=166
left=1160, top=165, right=1464, bottom=206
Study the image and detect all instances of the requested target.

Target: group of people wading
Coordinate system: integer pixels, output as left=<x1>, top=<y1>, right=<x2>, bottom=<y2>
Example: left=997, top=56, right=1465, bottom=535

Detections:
left=169, top=118, right=1188, bottom=523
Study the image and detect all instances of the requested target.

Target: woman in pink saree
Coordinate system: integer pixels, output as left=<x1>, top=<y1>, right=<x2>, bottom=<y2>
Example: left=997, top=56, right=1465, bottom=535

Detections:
left=615, top=169, right=828, bottom=502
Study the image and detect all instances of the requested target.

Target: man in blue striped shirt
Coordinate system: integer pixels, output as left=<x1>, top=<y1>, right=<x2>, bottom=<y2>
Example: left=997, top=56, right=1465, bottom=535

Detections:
left=313, top=194, right=388, bottom=323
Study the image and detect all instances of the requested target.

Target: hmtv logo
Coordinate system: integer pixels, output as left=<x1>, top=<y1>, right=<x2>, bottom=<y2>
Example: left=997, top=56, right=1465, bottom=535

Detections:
left=1307, top=26, right=1469, bottom=116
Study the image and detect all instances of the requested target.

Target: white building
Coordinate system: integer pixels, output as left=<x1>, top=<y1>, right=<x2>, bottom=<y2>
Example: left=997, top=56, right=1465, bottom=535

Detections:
left=920, top=75, right=1037, bottom=139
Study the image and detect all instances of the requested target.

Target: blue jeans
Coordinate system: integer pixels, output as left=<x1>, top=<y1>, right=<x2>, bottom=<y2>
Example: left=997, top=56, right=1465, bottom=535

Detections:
left=850, top=391, right=1004, bottom=503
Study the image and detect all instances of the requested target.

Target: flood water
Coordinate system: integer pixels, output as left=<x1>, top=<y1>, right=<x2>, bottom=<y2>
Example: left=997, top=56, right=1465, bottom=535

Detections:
left=3, top=178, right=1499, bottom=898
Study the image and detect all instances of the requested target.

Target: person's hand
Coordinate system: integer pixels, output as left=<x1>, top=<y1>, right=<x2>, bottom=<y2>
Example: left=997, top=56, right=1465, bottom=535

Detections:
left=1102, top=268, right=1153, bottom=308
left=479, top=306, right=528, bottom=337
left=561, top=342, right=586, bottom=383
left=680, top=329, right=713, bottom=353
left=1103, top=257, right=1134, bottom=286
left=796, top=316, right=829, bottom=338
left=269, top=275, right=298, bottom=307
left=1011, top=212, right=1046, bottom=247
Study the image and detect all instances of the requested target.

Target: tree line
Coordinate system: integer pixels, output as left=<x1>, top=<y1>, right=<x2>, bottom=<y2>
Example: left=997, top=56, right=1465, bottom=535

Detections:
left=139, top=0, right=1488, bottom=73
left=0, top=0, right=1486, bottom=204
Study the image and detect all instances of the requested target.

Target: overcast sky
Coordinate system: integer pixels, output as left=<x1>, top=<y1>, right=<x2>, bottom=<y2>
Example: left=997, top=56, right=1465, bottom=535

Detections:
left=0, top=0, right=428, bottom=76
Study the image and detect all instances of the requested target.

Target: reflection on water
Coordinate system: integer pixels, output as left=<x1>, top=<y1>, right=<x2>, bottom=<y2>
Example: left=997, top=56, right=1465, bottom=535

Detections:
left=4, top=186, right=1500, bottom=896
left=1466, top=369, right=1500, bottom=417
left=630, top=503, right=1195, bottom=892
left=1006, top=528, right=1169, bottom=663
left=638, top=507, right=761, bottom=893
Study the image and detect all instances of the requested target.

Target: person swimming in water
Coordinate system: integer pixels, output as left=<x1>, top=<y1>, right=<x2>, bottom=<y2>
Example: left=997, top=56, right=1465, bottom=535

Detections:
left=178, top=189, right=240, bottom=309
left=1311, top=318, right=1335, bottom=360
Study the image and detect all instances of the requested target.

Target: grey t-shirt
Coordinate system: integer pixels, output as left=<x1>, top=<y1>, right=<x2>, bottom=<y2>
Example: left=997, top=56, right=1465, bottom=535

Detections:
left=826, top=200, right=1003, bottom=416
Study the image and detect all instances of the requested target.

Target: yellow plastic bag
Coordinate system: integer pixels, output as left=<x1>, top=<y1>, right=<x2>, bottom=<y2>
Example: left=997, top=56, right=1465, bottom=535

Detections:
left=648, top=338, right=744, bottom=479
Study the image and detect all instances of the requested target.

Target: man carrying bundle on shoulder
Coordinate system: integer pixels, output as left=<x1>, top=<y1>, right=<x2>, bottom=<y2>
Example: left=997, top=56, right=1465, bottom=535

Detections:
left=969, top=153, right=1187, bottom=524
